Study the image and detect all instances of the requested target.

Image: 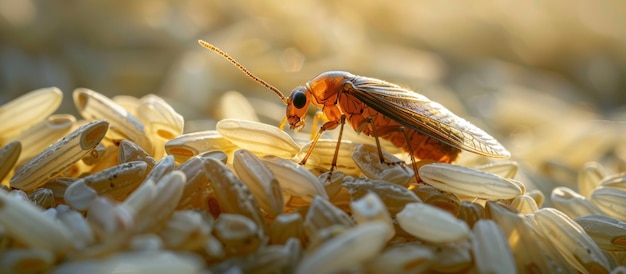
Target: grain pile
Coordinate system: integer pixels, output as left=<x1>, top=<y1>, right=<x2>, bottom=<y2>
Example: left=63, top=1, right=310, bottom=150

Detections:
left=0, top=85, right=625, bottom=273
left=1, top=1, right=625, bottom=273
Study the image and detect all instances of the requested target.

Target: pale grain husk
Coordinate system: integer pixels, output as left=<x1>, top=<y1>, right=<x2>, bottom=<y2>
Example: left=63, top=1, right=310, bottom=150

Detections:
left=261, top=155, right=328, bottom=202
left=73, top=88, right=152, bottom=154
left=295, top=222, right=391, bottom=274
left=85, top=142, right=120, bottom=174
left=0, top=248, right=56, bottom=274
left=136, top=94, right=184, bottom=137
left=396, top=202, right=470, bottom=243
left=319, top=170, right=345, bottom=199
left=456, top=201, right=485, bottom=229
left=599, top=172, right=626, bottom=191
left=14, top=114, right=75, bottom=165
left=212, top=244, right=293, bottom=273
left=160, top=210, right=212, bottom=250
left=64, top=161, right=148, bottom=211
left=175, top=156, right=211, bottom=210
left=485, top=201, right=532, bottom=241
left=574, top=215, right=626, bottom=251
left=57, top=209, right=95, bottom=249
left=551, top=186, right=602, bottom=218
left=134, top=171, right=186, bottom=233
left=419, top=163, right=523, bottom=200
left=121, top=178, right=157, bottom=217
left=204, top=235, right=225, bottom=259
left=233, top=149, right=284, bottom=216
left=129, top=234, right=163, bottom=251
left=204, top=158, right=265, bottom=230
left=525, top=189, right=546, bottom=208
left=578, top=161, right=607, bottom=198
left=118, top=140, right=156, bottom=171
left=86, top=196, right=134, bottom=239
left=474, top=160, right=519, bottom=179
left=512, top=215, right=577, bottom=273
left=217, top=118, right=300, bottom=159
left=269, top=213, right=306, bottom=245
left=144, top=155, right=176, bottom=183
left=136, top=94, right=185, bottom=159
left=51, top=251, right=204, bottom=274
left=0, top=87, right=63, bottom=143
left=350, top=192, right=394, bottom=240
left=81, top=143, right=106, bottom=166
left=200, top=149, right=229, bottom=162
left=428, top=241, right=473, bottom=273
left=83, top=161, right=147, bottom=197
left=411, top=184, right=461, bottom=216
left=10, top=120, right=109, bottom=191
left=28, top=188, right=55, bottom=209
left=164, top=130, right=237, bottom=164
left=352, top=143, right=414, bottom=186
left=0, top=141, right=21, bottom=182
left=471, top=220, right=516, bottom=273
left=0, top=190, right=74, bottom=254
left=590, top=187, right=626, bottom=221
left=510, top=194, right=539, bottom=214
left=365, top=244, right=434, bottom=274
left=304, top=195, right=354, bottom=238
left=343, top=176, right=421, bottom=216
left=213, top=213, right=262, bottom=256
left=41, top=178, right=75, bottom=205
left=535, top=207, right=611, bottom=273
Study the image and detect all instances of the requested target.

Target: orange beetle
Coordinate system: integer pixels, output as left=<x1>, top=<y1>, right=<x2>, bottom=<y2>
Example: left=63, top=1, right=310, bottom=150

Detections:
left=199, top=41, right=510, bottom=173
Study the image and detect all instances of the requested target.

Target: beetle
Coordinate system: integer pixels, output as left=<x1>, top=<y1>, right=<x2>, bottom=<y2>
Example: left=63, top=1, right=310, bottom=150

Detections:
left=198, top=40, right=510, bottom=173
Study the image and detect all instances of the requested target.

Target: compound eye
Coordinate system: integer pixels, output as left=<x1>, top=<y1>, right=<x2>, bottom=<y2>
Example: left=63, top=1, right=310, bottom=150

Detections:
left=292, top=90, right=307, bottom=109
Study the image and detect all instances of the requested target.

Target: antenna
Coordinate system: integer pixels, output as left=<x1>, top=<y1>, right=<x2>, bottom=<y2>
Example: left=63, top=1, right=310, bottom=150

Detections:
left=198, top=40, right=288, bottom=104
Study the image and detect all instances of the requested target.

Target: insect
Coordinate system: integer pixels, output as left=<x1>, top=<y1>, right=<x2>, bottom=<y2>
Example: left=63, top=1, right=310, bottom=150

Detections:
left=198, top=40, right=510, bottom=174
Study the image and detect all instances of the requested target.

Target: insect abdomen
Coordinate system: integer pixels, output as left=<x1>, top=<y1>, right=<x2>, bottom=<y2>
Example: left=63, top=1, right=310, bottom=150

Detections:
left=341, top=93, right=461, bottom=163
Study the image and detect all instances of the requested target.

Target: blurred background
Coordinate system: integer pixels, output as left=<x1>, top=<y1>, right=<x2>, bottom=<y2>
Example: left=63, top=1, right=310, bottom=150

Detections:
left=1, top=0, right=625, bottom=188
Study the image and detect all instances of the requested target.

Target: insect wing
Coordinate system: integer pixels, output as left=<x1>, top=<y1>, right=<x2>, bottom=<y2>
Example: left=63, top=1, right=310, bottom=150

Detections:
left=346, top=77, right=510, bottom=158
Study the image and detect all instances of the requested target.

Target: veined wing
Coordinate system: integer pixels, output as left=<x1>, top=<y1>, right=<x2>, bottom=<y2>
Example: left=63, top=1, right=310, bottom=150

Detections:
left=346, top=76, right=510, bottom=158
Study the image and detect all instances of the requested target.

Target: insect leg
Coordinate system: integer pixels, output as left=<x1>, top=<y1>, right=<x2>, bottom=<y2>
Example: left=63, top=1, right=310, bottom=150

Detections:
left=278, top=117, right=288, bottom=130
left=399, top=126, right=420, bottom=179
left=309, top=111, right=328, bottom=140
left=299, top=118, right=343, bottom=165
left=329, top=115, right=347, bottom=172
left=355, top=117, right=409, bottom=166
left=356, top=117, right=385, bottom=164
left=373, top=125, right=420, bottom=181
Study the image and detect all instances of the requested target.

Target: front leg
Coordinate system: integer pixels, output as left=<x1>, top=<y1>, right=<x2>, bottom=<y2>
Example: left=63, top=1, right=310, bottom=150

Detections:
left=309, top=111, right=329, bottom=140
left=299, top=115, right=345, bottom=168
